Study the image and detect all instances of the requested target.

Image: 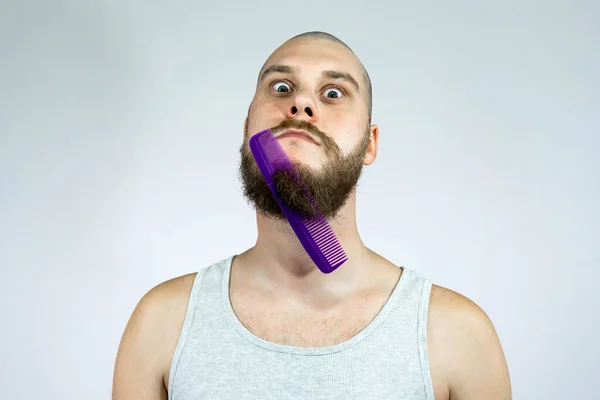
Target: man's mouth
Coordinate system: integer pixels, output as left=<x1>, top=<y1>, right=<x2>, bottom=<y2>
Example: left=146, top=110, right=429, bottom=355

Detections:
left=276, top=129, right=320, bottom=145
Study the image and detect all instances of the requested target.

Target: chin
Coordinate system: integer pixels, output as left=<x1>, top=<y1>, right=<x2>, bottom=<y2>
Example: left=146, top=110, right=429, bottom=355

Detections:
left=288, top=156, right=324, bottom=172
left=282, top=148, right=324, bottom=167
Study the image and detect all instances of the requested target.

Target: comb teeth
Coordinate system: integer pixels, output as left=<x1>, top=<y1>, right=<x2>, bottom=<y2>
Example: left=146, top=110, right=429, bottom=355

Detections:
left=304, top=215, right=348, bottom=269
left=302, top=189, right=348, bottom=267
left=249, top=128, right=348, bottom=273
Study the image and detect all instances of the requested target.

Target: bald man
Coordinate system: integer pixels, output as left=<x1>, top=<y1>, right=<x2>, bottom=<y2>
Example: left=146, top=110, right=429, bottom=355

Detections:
left=112, top=31, right=512, bottom=400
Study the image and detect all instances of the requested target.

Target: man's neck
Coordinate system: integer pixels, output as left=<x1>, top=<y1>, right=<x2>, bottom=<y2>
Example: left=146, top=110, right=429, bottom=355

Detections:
left=235, top=198, right=381, bottom=307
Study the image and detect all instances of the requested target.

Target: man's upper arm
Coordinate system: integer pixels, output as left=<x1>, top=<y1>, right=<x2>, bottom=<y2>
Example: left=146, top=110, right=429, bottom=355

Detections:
left=428, top=285, right=512, bottom=400
left=112, top=273, right=196, bottom=400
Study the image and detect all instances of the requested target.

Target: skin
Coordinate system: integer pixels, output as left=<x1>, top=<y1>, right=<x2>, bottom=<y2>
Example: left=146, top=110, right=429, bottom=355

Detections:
left=112, top=36, right=512, bottom=399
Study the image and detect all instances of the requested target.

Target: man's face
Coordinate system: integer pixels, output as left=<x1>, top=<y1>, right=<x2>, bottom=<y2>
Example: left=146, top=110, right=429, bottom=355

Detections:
left=239, top=38, right=377, bottom=221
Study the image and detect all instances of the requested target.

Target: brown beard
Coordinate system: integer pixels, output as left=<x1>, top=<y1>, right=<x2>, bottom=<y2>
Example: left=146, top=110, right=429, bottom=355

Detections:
left=238, top=118, right=371, bottom=221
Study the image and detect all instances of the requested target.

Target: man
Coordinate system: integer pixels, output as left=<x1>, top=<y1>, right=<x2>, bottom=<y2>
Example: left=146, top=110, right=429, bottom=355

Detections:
left=112, top=31, right=512, bottom=399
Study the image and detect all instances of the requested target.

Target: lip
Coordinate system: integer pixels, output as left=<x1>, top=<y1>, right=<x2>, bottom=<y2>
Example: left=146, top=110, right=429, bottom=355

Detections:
left=276, top=129, right=319, bottom=145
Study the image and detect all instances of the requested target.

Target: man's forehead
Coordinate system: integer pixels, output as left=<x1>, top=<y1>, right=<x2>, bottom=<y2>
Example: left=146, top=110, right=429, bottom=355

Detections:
left=259, top=38, right=363, bottom=80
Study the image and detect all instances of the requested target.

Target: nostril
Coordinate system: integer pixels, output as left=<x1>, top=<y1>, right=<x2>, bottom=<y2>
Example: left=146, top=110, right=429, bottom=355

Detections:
left=305, top=107, right=313, bottom=117
left=291, top=106, right=298, bottom=114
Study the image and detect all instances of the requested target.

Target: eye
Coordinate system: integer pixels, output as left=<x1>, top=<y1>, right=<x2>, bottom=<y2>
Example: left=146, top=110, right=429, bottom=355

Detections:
left=272, top=81, right=292, bottom=93
left=323, top=87, right=343, bottom=99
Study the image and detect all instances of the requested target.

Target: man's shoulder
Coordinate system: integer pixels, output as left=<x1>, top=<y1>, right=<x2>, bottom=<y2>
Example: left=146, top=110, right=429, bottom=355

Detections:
left=119, top=272, right=199, bottom=355
left=130, top=255, right=230, bottom=327
left=113, top=272, right=200, bottom=398
left=428, top=284, right=489, bottom=324
left=138, top=272, right=199, bottom=312
left=427, top=283, right=503, bottom=359
left=426, top=284, right=512, bottom=399
left=128, top=272, right=202, bottom=345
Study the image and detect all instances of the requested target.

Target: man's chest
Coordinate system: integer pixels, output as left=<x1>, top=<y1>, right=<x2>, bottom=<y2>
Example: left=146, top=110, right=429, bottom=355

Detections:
left=227, top=289, right=450, bottom=399
left=229, top=291, right=388, bottom=348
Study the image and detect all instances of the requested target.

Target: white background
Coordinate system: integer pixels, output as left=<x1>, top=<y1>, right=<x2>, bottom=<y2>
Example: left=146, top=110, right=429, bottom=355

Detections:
left=1, top=1, right=598, bottom=399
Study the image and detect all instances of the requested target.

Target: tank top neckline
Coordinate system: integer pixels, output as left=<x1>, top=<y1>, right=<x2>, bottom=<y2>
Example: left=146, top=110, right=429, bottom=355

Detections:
left=220, top=255, right=411, bottom=356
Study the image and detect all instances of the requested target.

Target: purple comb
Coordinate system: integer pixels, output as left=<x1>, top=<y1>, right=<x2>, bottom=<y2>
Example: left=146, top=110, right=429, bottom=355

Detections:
left=249, top=128, right=348, bottom=274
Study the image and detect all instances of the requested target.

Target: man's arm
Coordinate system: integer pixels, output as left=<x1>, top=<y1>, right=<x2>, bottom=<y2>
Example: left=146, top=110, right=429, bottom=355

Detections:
left=112, top=273, right=196, bottom=400
left=428, top=285, right=512, bottom=400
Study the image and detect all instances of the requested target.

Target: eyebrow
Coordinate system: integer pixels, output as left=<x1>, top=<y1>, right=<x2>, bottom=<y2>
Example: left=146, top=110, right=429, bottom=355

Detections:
left=260, top=64, right=294, bottom=82
left=323, top=70, right=360, bottom=92
left=260, top=64, right=361, bottom=92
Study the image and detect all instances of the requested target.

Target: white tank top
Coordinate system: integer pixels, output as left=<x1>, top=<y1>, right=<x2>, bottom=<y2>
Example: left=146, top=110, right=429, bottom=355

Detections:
left=168, top=255, right=435, bottom=399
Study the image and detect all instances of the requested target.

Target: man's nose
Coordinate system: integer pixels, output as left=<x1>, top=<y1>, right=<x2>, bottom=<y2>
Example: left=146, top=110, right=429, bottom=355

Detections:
left=286, top=94, right=318, bottom=122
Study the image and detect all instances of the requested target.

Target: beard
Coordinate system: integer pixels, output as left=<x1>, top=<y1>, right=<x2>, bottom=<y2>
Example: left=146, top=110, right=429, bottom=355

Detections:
left=238, top=118, right=371, bottom=222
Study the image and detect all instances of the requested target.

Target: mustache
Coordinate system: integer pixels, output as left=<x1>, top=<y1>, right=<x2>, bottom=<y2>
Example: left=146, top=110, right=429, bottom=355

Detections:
left=270, top=119, right=328, bottom=142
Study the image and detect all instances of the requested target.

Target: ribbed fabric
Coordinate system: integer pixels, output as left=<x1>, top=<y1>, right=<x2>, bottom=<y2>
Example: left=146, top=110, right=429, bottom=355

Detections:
left=168, top=255, right=435, bottom=400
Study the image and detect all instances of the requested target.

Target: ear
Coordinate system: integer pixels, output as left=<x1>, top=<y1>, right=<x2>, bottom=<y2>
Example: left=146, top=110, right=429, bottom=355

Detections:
left=363, top=124, right=379, bottom=166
